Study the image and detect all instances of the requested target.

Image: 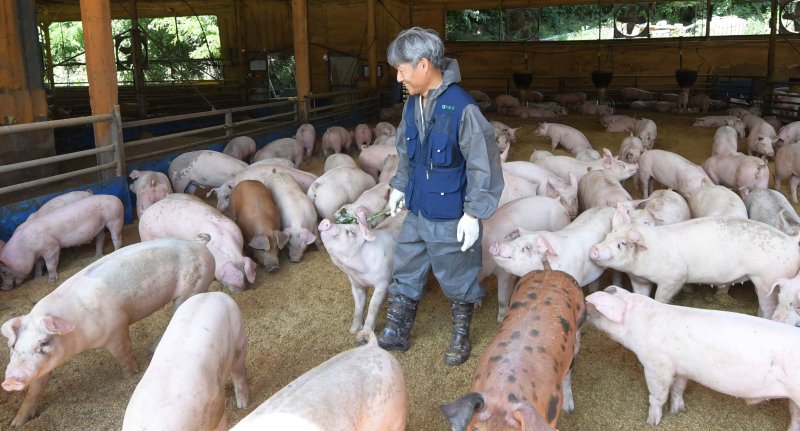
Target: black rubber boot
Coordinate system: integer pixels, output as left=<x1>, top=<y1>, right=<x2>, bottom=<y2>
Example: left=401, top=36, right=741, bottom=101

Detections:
left=444, top=301, right=474, bottom=366
left=377, top=293, right=418, bottom=352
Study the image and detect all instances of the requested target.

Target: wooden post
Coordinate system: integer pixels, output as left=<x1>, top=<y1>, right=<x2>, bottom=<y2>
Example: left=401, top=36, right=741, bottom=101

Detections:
left=80, top=0, right=119, bottom=180
left=42, top=22, right=55, bottom=88
left=129, top=0, right=147, bottom=118
left=368, top=0, right=377, bottom=88
left=292, top=0, right=311, bottom=121
left=765, top=0, right=778, bottom=111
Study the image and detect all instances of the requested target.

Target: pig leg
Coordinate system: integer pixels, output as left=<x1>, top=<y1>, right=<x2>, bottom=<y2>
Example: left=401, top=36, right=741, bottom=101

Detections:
left=211, top=415, right=227, bottom=431
left=231, top=339, right=250, bottom=409
left=790, top=176, right=800, bottom=203
left=562, top=369, right=575, bottom=413
left=104, top=330, right=138, bottom=376
left=11, top=373, right=51, bottom=427
left=752, top=280, right=779, bottom=318
left=42, top=249, right=60, bottom=284
left=33, top=258, right=44, bottom=278
left=669, top=376, right=688, bottom=413
left=359, top=283, right=389, bottom=341
left=550, top=138, right=560, bottom=151
left=496, top=272, right=518, bottom=323
left=643, top=365, right=674, bottom=426
left=94, top=231, right=106, bottom=256
left=349, top=281, right=367, bottom=334
left=630, top=275, right=653, bottom=297
left=108, top=222, right=123, bottom=251
left=653, top=281, right=684, bottom=303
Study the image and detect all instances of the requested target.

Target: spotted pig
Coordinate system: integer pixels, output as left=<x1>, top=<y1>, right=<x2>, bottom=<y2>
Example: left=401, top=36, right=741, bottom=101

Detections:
left=441, top=262, right=586, bottom=431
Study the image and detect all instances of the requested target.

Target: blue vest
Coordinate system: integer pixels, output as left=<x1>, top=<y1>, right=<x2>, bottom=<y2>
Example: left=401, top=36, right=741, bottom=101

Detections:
left=404, top=84, right=476, bottom=221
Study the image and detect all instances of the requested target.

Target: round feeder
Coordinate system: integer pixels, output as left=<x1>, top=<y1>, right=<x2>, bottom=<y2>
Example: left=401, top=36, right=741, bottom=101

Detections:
left=675, top=68, right=698, bottom=89
left=512, top=72, right=534, bottom=104
left=592, top=69, right=614, bottom=104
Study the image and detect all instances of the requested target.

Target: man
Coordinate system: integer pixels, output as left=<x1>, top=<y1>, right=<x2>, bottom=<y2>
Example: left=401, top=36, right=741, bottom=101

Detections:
left=377, top=27, right=504, bottom=366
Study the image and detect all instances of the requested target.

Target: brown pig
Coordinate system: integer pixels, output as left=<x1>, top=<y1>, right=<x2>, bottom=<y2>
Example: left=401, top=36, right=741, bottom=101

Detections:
left=441, top=263, right=586, bottom=431
left=227, top=180, right=288, bottom=272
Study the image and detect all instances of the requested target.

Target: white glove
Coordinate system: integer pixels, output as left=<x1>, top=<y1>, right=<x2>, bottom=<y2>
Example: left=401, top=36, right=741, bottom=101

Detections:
left=457, top=213, right=479, bottom=252
left=387, top=188, right=405, bottom=217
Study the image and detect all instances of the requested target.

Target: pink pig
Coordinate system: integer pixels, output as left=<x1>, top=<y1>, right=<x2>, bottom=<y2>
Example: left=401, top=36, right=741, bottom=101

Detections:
left=0, top=194, right=123, bottom=289
left=1, top=236, right=214, bottom=427
left=223, top=136, right=257, bottom=162
left=129, top=170, right=172, bottom=218
left=354, top=123, right=373, bottom=148
left=294, top=123, right=316, bottom=158
left=139, top=193, right=256, bottom=293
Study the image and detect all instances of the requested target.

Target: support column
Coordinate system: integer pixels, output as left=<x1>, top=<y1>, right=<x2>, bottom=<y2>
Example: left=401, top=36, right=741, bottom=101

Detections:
left=368, top=0, right=377, bottom=88
left=80, top=0, right=119, bottom=180
left=292, top=0, right=311, bottom=121
left=765, top=0, right=778, bottom=110
left=129, top=0, right=147, bottom=118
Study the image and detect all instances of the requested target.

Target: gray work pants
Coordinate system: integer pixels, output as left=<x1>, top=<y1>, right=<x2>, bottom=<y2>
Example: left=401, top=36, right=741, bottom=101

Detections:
left=388, top=211, right=485, bottom=302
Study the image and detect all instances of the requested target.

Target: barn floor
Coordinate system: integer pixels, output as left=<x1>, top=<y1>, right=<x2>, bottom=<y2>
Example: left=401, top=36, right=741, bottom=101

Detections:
left=0, top=108, right=796, bottom=431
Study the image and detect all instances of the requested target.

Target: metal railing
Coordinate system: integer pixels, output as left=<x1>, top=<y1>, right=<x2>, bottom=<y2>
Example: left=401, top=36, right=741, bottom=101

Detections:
left=305, top=88, right=380, bottom=122
left=0, top=110, right=124, bottom=197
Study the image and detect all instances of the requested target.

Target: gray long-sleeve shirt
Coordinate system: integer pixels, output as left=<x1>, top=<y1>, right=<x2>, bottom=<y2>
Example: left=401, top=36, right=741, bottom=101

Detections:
left=390, top=58, right=504, bottom=220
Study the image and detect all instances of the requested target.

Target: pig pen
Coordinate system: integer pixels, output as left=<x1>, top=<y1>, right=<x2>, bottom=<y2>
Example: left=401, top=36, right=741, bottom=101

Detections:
left=0, top=109, right=796, bottom=431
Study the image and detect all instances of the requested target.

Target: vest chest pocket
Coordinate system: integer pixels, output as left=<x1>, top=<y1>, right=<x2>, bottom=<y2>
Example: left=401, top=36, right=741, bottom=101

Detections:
left=429, top=132, right=454, bottom=167
left=405, top=128, right=419, bottom=161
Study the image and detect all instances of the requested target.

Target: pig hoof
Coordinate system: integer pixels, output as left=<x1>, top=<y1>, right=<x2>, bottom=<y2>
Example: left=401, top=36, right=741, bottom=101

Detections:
left=670, top=400, right=685, bottom=414
left=349, top=323, right=362, bottom=334
left=48, top=277, right=58, bottom=285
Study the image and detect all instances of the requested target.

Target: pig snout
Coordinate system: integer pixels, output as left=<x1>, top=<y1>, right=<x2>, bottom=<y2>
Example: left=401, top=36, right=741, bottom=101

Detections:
left=319, top=219, right=332, bottom=232
left=589, top=245, right=610, bottom=262
left=489, top=242, right=512, bottom=259
left=2, top=378, right=27, bottom=391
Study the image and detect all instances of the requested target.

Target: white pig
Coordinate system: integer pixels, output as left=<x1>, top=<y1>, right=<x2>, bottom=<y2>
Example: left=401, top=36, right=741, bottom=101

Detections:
left=602, top=115, right=637, bottom=132
left=746, top=121, right=777, bottom=158
left=778, top=121, right=800, bottom=146
left=229, top=333, right=407, bottom=431
left=694, top=116, right=746, bottom=138
left=587, top=286, right=800, bottom=431
left=774, top=142, right=800, bottom=202
left=295, top=123, right=316, bottom=158
left=502, top=161, right=579, bottom=219
left=578, top=170, right=632, bottom=211
left=686, top=181, right=748, bottom=219
left=495, top=95, right=521, bottom=116
left=354, top=123, right=373, bottom=148
left=252, top=137, right=305, bottom=167
left=307, top=167, right=377, bottom=220
left=337, top=182, right=393, bottom=227
left=702, top=153, right=769, bottom=196
left=532, top=148, right=638, bottom=184
left=323, top=153, right=357, bottom=172
left=264, top=173, right=320, bottom=262
left=490, top=207, right=615, bottom=293
left=121, top=292, right=249, bottom=431
left=589, top=216, right=800, bottom=317
left=373, top=121, right=397, bottom=138
left=498, top=171, right=539, bottom=207
left=26, top=190, right=93, bottom=221
left=139, top=193, right=256, bottom=294
left=490, top=120, right=520, bottom=143
left=743, top=188, right=800, bottom=235
left=634, top=118, right=657, bottom=149
left=168, top=150, right=247, bottom=194
left=379, top=155, right=400, bottom=184
left=129, top=170, right=172, bottom=218
left=480, top=196, right=571, bottom=321
left=319, top=213, right=405, bottom=341
left=636, top=149, right=711, bottom=198
left=223, top=136, right=257, bottom=162
left=321, top=126, right=353, bottom=157
left=358, top=143, right=398, bottom=181
left=0, top=236, right=214, bottom=427
left=618, top=135, right=646, bottom=164
left=621, top=87, right=655, bottom=103
left=535, top=122, right=593, bottom=155
left=0, top=195, right=124, bottom=289
left=712, top=125, right=740, bottom=156
left=626, top=189, right=690, bottom=226
left=213, top=164, right=319, bottom=210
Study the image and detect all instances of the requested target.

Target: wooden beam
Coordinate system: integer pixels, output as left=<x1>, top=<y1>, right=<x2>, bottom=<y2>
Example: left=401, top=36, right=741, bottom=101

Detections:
left=368, top=0, right=377, bottom=87
left=80, top=0, right=118, bottom=179
left=129, top=0, right=147, bottom=118
left=292, top=0, right=311, bottom=119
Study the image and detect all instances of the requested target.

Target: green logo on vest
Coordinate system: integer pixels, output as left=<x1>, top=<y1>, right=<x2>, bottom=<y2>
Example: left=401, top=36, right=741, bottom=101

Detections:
left=441, top=104, right=455, bottom=110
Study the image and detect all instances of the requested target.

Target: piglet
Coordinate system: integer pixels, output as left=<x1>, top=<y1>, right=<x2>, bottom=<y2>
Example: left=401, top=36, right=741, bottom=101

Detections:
left=743, top=188, right=800, bottom=235
left=441, top=263, right=585, bottom=431
left=746, top=121, right=777, bottom=158
left=636, top=149, right=710, bottom=198
left=139, top=193, right=256, bottom=293
left=168, top=150, right=247, bottom=194
left=129, top=170, right=172, bottom=218
left=634, top=118, right=657, bottom=149
left=618, top=135, right=645, bottom=164
left=321, top=126, right=354, bottom=157
left=223, top=136, right=257, bottom=162
left=319, top=212, right=405, bottom=341
left=626, top=189, right=690, bottom=226
left=230, top=333, right=407, bottom=431
left=532, top=148, right=638, bottom=184
left=778, top=121, right=800, bottom=146
left=1, top=236, right=214, bottom=427
left=252, top=137, right=305, bottom=167
left=535, top=122, right=593, bottom=156
left=702, top=153, right=769, bottom=196
left=354, top=123, right=373, bottom=148
left=26, top=190, right=93, bottom=221
left=490, top=121, right=520, bottom=144
left=294, top=123, right=316, bottom=158
left=0, top=194, right=124, bottom=289
left=227, top=180, right=287, bottom=272
left=587, top=286, right=800, bottom=431
left=712, top=125, right=740, bottom=156
left=121, top=292, right=248, bottom=431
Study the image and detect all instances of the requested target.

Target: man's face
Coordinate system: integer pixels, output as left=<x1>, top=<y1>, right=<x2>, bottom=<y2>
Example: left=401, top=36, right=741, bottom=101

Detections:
left=395, top=58, right=431, bottom=96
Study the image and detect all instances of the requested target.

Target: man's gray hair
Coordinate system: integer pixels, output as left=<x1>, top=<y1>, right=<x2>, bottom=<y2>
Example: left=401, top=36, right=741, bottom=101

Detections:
left=387, top=27, right=445, bottom=70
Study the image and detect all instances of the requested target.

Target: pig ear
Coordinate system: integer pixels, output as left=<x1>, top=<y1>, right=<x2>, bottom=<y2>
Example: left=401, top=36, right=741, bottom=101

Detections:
left=569, top=173, right=578, bottom=187
left=206, top=187, right=219, bottom=198
left=302, top=229, right=317, bottom=245
left=1, top=316, right=25, bottom=347
left=249, top=234, right=270, bottom=251
left=274, top=231, right=289, bottom=249
left=611, top=204, right=631, bottom=228
left=536, top=236, right=558, bottom=258
left=440, top=392, right=485, bottom=431
left=627, top=229, right=647, bottom=250
left=768, top=279, right=787, bottom=297
left=544, top=180, right=559, bottom=197
left=602, top=147, right=613, bottom=158
left=776, top=210, right=789, bottom=232
left=586, top=291, right=627, bottom=323
left=511, top=402, right=549, bottom=431
left=42, top=315, right=75, bottom=335
left=129, top=170, right=142, bottom=180
left=244, top=257, right=257, bottom=284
